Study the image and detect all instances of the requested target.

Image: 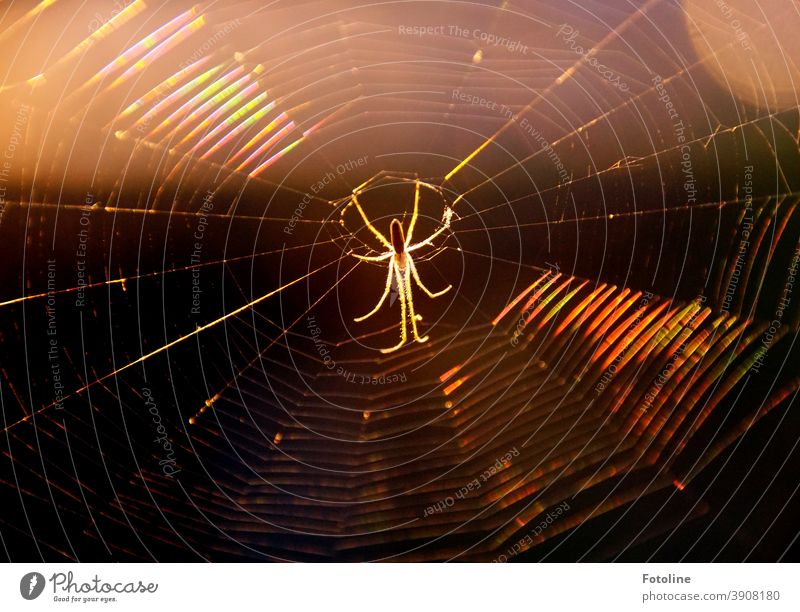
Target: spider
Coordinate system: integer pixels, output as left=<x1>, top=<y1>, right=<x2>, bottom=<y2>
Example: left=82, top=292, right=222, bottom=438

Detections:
left=348, top=180, right=453, bottom=353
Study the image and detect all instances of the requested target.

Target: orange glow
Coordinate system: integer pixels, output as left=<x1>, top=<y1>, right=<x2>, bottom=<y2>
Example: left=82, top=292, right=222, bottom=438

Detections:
left=439, top=364, right=461, bottom=383
left=444, top=377, right=467, bottom=396
left=492, top=280, right=541, bottom=325
left=536, top=280, right=588, bottom=330
left=553, top=284, right=606, bottom=335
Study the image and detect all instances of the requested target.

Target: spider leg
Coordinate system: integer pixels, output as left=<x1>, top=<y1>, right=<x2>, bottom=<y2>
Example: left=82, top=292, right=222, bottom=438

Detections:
left=406, top=209, right=453, bottom=252
left=380, top=261, right=408, bottom=353
left=352, top=193, right=392, bottom=249
left=351, top=251, right=393, bottom=262
left=405, top=179, right=420, bottom=247
left=409, top=256, right=451, bottom=298
left=404, top=264, right=429, bottom=344
left=354, top=261, right=394, bottom=322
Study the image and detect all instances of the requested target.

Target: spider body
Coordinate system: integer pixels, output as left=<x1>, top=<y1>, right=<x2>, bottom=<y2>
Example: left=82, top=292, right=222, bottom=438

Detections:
left=390, top=218, right=406, bottom=255
left=348, top=181, right=453, bottom=353
left=389, top=218, right=409, bottom=273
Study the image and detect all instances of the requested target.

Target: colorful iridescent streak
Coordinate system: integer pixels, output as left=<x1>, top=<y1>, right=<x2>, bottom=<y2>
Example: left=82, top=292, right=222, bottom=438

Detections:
left=29, top=0, right=147, bottom=87
left=492, top=280, right=541, bottom=326
left=170, top=75, right=259, bottom=148
left=244, top=107, right=346, bottom=176
left=175, top=72, right=264, bottom=150
left=146, top=66, right=246, bottom=139
left=597, top=300, right=667, bottom=369
left=518, top=273, right=561, bottom=324
left=230, top=115, right=292, bottom=169
left=117, top=57, right=213, bottom=122
left=171, top=64, right=265, bottom=144
left=108, top=12, right=206, bottom=91
left=602, top=302, right=669, bottom=376
left=245, top=106, right=338, bottom=176
left=88, top=7, right=199, bottom=94
left=199, top=99, right=277, bottom=159
left=563, top=285, right=616, bottom=339
left=123, top=64, right=222, bottom=135
left=523, top=276, right=570, bottom=326
left=189, top=92, right=268, bottom=155
left=249, top=137, right=302, bottom=177
left=582, top=289, right=631, bottom=343
left=301, top=107, right=347, bottom=137
left=537, top=280, right=588, bottom=330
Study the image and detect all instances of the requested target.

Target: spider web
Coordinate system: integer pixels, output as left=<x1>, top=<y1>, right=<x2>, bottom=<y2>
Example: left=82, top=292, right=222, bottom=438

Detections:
left=0, top=0, right=798, bottom=561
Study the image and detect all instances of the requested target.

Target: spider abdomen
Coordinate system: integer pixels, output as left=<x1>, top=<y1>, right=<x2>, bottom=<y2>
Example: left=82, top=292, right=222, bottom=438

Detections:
left=390, top=218, right=406, bottom=254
